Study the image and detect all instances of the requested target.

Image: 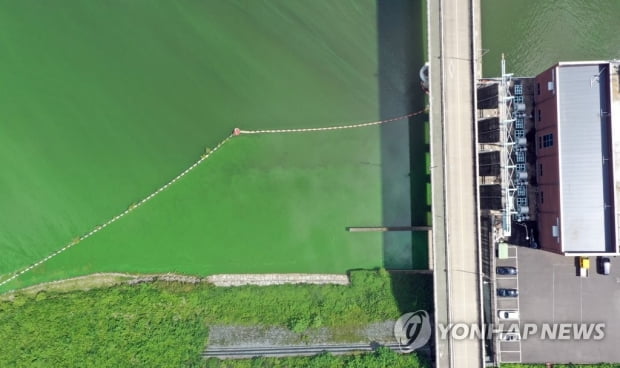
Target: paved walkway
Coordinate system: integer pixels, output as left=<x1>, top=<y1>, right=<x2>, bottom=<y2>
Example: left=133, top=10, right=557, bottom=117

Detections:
left=206, top=273, right=350, bottom=287
left=429, top=0, right=484, bottom=367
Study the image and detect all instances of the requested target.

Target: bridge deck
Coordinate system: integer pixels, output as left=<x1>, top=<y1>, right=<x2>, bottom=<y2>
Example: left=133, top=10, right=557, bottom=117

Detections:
left=429, top=0, right=484, bottom=367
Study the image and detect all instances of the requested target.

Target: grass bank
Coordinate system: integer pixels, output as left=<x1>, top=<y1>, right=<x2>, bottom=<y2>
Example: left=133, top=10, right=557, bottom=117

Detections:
left=0, top=270, right=431, bottom=367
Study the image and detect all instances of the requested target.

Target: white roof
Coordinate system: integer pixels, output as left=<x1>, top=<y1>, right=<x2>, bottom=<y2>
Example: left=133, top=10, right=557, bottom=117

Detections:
left=557, top=63, right=614, bottom=253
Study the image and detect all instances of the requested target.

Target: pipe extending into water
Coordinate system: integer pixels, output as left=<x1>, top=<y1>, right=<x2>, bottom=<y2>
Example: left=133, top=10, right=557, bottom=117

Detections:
left=347, top=226, right=432, bottom=232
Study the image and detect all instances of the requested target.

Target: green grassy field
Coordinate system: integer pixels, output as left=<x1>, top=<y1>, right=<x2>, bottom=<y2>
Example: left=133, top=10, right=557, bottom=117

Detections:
left=0, top=270, right=432, bottom=367
left=0, top=1, right=428, bottom=291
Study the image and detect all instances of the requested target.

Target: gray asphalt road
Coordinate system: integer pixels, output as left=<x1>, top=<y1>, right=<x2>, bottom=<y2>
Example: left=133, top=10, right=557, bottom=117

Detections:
left=429, top=0, right=483, bottom=367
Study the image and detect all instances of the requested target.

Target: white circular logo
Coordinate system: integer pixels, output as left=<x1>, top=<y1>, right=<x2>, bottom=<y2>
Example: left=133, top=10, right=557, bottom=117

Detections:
left=394, top=310, right=432, bottom=352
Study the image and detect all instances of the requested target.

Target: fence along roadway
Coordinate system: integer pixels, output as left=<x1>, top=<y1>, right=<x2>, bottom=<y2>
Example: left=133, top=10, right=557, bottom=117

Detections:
left=429, top=0, right=484, bottom=367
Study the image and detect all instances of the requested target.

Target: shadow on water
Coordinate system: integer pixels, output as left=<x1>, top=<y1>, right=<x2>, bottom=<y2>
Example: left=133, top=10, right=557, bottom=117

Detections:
left=377, top=0, right=432, bottom=316
left=375, top=6, right=434, bottom=362
left=377, top=0, right=430, bottom=267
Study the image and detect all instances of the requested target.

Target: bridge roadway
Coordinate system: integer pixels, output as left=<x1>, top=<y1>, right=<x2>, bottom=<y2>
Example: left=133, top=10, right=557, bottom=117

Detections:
left=429, top=0, right=484, bottom=367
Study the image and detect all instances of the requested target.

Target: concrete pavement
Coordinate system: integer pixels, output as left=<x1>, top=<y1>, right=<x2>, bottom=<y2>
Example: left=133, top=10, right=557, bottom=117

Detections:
left=517, top=247, right=620, bottom=364
left=429, top=0, right=484, bottom=367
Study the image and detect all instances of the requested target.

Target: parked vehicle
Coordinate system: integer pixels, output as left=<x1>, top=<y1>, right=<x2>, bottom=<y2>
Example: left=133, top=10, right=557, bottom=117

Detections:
left=598, top=257, right=611, bottom=275
left=497, top=288, right=518, bottom=297
left=579, top=256, right=590, bottom=278
left=498, top=310, right=519, bottom=320
left=496, top=266, right=517, bottom=275
left=499, top=332, right=521, bottom=341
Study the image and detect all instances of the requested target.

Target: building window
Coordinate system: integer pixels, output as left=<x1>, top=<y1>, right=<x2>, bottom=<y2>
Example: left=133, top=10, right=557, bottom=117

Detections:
left=537, top=109, right=542, bottom=122
left=537, top=83, right=541, bottom=95
left=516, top=117, right=524, bottom=129
left=538, top=163, right=543, bottom=177
left=538, top=136, right=542, bottom=149
left=540, top=191, right=544, bottom=204
left=543, top=133, right=553, bottom=147
left=515, top=84, right=523, bottom=95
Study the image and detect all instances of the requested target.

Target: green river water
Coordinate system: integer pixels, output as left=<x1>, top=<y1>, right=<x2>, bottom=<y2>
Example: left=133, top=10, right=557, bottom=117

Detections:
left=4, top=0, right=619, bottom=292
left=0, top=1, right=428, bottom=291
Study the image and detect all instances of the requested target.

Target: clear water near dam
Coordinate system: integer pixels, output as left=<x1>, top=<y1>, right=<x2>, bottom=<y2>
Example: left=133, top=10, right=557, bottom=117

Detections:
left=482, top=0, right=620, bottom=77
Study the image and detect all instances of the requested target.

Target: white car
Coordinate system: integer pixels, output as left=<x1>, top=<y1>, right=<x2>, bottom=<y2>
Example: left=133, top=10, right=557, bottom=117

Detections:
left=499, top=332, right=521, bottom=342
left=599, top=257, right=611, bottom=275
left=498, top=310, right=519, bottom=320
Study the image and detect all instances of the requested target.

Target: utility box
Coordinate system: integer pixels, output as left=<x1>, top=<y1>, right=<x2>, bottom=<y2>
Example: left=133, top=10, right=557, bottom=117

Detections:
left=497, top=242, right=509, bottom=259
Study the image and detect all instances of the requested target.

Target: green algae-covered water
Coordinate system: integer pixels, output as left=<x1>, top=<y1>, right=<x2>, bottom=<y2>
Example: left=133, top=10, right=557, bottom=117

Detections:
left=0, top=1, right=428, bottom=291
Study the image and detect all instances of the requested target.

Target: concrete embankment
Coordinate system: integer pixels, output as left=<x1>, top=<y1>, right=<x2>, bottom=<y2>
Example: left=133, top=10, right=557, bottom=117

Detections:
left=0, top=272, right=351, bottom=300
